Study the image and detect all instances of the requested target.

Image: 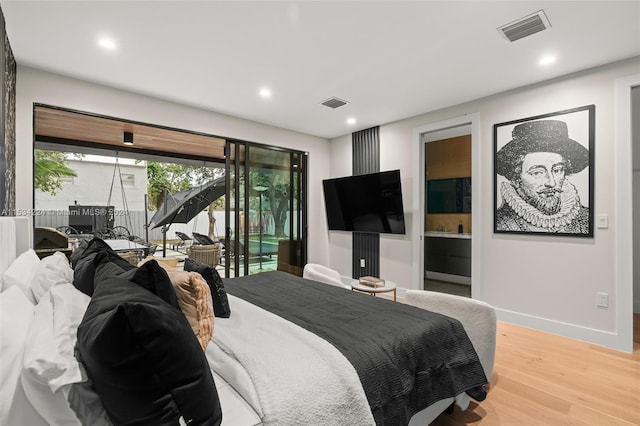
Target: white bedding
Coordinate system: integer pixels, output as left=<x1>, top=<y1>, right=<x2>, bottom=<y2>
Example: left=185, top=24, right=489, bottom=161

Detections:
left=1, top=217, right=495, bottom=426
left=0, top=217, right=262, bottom=426
left=209, top=370, right=261, bottom=426
left=210, top=294, right=375, bottom=426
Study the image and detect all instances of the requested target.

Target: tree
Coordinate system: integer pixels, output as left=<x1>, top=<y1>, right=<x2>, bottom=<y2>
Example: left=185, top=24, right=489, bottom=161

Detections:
left=146, top=161, right=224, bottom=237
left=249, top=171, right=291, bottom=238
left=34, top=150, right=77, bottom=195
left=268, top=174, right=292, bottom=238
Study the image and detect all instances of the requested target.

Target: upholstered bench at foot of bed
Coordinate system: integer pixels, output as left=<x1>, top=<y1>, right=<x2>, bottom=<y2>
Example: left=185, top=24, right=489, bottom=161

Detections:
left=405, top=290, right=497, bottom=380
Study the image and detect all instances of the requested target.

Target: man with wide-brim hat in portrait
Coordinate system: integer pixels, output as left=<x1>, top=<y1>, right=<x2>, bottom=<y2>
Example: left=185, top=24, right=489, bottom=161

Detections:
left=495, top=119, right=590, bottom=234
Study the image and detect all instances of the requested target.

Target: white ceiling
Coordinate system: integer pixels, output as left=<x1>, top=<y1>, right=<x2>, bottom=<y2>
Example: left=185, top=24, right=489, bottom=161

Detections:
left=2, top=1, right=639, bottom=139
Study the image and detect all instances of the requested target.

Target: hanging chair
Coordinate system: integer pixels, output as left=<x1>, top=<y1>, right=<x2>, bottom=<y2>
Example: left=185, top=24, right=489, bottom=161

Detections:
left=103, top=153, right=135, bottom=240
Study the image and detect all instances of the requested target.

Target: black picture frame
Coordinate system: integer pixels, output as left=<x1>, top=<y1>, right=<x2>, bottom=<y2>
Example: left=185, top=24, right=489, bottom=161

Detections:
left=493, top=104, right=595, bottom=237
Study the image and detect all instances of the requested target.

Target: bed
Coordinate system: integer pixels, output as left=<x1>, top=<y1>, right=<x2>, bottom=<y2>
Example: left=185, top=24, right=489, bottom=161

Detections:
left=0, top=216, right=496, bottom=426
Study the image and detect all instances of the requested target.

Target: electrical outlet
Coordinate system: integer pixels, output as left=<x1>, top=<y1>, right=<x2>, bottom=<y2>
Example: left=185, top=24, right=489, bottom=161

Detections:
left=595, top=292, right=609, bottom=308
left=360, top=258, right=365, bottom=268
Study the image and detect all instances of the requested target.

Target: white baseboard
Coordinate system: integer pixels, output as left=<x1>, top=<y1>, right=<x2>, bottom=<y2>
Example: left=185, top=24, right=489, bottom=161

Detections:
left=425, top=271, right=471, bottom=285
left=496, top=308, right=627, bottom=352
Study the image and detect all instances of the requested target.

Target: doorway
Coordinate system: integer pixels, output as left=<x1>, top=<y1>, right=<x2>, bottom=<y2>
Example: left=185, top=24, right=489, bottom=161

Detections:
left=423, top=129, right=472, bottom=297
left=422, top=126, right=472, bottom=297
left=32, top=104, right=308, bottom=279
left=224, top=140, right=307, bottom=277
left=614, top=74, right=638, bottom=353
left=413, top=113, right=482, bottom=299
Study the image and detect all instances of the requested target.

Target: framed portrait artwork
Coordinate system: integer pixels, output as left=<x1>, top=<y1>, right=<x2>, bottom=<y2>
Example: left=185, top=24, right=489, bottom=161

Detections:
left=493, top=104, right=595, bottom=237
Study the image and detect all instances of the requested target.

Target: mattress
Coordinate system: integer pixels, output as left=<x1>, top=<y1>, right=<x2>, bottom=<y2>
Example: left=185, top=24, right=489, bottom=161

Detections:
left=212, top=271, right=488, bottom=426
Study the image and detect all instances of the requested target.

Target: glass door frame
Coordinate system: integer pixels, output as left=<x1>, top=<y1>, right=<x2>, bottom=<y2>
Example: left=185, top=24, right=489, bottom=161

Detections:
left=224, top=139, right=307, bottom=277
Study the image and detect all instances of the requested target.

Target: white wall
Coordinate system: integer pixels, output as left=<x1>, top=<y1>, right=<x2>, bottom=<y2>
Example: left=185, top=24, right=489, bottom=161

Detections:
left=15, top=66, right=332, bottom=265
left=35, top=158, right=147, bottom=211
left=326, top=133, right=353, bottom=277
left=14, top=60, right=639, bottom=351
left=330, top=57, right=640, bottom=351
left=326, top=129, right=414, bottom=286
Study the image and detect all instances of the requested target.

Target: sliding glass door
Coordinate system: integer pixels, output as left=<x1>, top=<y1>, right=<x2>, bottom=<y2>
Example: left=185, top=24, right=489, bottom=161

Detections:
left=225, top=141, right=307, bottom=277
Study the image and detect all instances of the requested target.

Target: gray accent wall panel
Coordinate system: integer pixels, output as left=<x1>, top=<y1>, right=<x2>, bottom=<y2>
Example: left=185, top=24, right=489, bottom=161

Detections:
left=352, top=126, right=380, bottom=278
left=352, top=232, right=380, bottom=278
left=352, top=126, right=379, bottom=175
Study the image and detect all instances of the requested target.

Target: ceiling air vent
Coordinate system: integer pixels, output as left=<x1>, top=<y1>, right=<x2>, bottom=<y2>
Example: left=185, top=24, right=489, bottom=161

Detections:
left=498, top=10, right=551, bottom=42
left=320, top=97, right=349, bottom=109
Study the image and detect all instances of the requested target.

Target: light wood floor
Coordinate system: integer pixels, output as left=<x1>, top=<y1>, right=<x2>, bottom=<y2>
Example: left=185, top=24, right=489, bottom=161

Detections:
left=430, top=314, right=640, bottom=426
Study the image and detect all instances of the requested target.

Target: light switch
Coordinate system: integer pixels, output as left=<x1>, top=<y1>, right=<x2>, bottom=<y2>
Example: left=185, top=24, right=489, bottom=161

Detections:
left=596, top=292, right=609, bottom=308
left=596, top=214, right=609, bottom=229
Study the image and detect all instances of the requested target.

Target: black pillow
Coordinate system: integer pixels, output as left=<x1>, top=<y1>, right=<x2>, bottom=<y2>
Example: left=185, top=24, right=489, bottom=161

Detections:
left=184, top=258, right=231, bottom=318
left=73, top=238, right=135, bottom=296
left=94, top=258, right=181, bottom=311
left=69, top=238, right=89, bottom=268
left=76, top=258, right=222, bottom=426
left=119, top=260, right=180, bottom=309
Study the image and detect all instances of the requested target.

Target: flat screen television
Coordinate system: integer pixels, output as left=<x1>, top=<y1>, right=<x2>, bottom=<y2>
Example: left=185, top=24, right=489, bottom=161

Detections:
left=427, top=177, right=471, bottom=214
left=322, top=169, right=406, bottom=234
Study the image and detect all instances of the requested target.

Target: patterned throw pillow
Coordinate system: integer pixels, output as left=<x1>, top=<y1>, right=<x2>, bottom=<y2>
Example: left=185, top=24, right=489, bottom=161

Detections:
left=184, top=258, right=231, bottom=318
left=137, top=256, right=215, bottom=349
left=164, top=269, right=214, bottom=351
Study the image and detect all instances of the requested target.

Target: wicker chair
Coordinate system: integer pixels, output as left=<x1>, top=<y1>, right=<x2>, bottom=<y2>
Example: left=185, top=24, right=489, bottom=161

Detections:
left=188, top=244, right=221, bottom=267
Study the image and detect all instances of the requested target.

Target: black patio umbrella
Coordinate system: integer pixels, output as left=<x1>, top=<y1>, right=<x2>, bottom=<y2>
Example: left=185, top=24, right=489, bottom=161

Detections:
left=149, top=177, right=226, bottom=257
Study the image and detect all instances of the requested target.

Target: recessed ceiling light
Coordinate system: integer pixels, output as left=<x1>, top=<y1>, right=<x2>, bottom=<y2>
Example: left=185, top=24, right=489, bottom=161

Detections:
left=98, top=38, right=116, bottom=50
left=539, top=55, right=556, bottom=66
left=259, top=88, right=272, bottom=98
left=347, top=117, right=356, bottom=125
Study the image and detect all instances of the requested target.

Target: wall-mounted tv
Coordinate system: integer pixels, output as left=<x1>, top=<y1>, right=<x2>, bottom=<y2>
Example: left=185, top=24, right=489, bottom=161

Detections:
left=322, top=169, right=406, bottom=234
left=427, top=177, right=471, bottom=214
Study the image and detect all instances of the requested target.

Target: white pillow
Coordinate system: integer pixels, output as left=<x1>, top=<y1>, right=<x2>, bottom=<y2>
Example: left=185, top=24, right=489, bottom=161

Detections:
left=22, top=284, right=91, bottom=425
left=1, top=249, right=40, bottom=303
left=49, top=283, right=91, bottom=390
left=0, top=286, right=47, bottom=426
left=29, top=251, right=74, bottom=303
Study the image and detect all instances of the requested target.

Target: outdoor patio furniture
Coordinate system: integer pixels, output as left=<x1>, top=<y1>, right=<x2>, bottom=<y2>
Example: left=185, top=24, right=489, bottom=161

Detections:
left=112, top=226, right=131, bottom=239
left=104, top=239, right=149, bottom=262
left=220, top=238, right=246, bottom=264
left=146, top=244, right=158, bottom=256
left=118, top=251, right=139, bottom=266
left=94, top=228, right=116, bottom=239
left=147, top=178, right=226, bottom=257
left=189, top=243, right=221, bottom=267
left=173, top=231, right=194, bottom=251
left=56, top=225, right=79, bottom=236
left=192, top=232, right=218, bottom=245
left=34, top=227, right=72, bottom=259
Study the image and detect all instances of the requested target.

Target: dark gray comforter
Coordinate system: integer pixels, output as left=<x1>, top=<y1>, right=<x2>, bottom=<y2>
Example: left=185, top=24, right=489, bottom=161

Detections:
left=224, top=271, right=487, bottom=425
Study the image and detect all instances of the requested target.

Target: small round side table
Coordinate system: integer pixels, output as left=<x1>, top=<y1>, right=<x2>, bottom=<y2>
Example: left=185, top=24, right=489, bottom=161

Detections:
left=350, top=279, right=397, bottom=301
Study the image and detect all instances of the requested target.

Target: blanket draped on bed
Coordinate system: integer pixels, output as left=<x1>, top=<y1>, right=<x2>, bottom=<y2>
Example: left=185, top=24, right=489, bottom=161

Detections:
left=211, top=294, right=375, bottom=426
left=225, top=271, right=487, bottom=426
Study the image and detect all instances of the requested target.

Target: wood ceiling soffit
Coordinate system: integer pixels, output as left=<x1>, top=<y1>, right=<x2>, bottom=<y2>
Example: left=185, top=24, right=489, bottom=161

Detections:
left=34, top=106, right=226, bottom=160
